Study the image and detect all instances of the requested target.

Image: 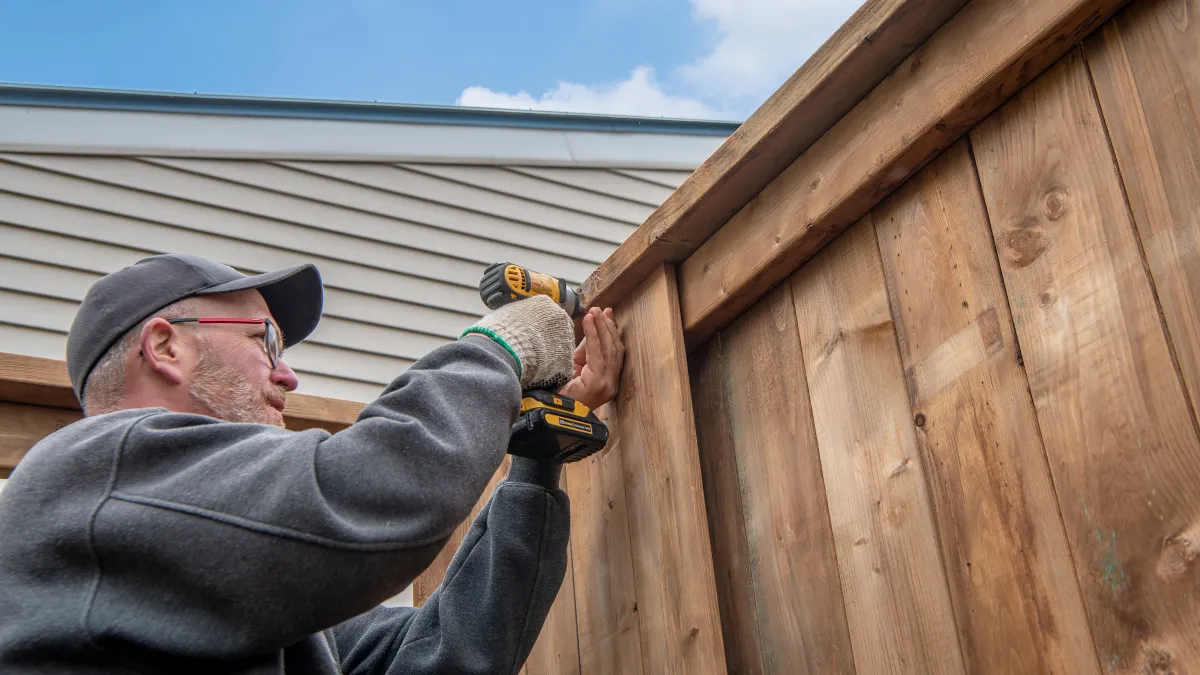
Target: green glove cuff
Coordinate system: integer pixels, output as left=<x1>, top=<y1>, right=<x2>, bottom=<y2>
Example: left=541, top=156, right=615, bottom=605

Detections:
left=460, top=326, right=523, bottom=380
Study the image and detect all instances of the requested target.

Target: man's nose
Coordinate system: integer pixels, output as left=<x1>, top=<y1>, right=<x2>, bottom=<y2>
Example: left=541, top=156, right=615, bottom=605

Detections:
left=272, top=359, right=300, bottom=392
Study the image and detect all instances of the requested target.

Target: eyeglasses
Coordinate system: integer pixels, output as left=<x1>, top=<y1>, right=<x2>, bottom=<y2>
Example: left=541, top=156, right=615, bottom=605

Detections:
left=167, top=317, right=283, bottom=369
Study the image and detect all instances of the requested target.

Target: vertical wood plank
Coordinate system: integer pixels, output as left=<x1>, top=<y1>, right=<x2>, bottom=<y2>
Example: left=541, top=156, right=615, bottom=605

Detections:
left=874, top=139, right=1101, bottom=674
left=791, top=219, right=966, bottom=675
left=413, top=457, right=510, bottom=607
left=689, top=337, right=765, bottom=675
left=724, top=281, right=859, bottom=667
left=727, top=285, right=858, bottom=674
left=971, top=51, right=1200, bottom=673
left=1086, top=0, right=1200, bottom=432
left=613, top=263, right=727, bottom=674
left=690, top=284, right=858, bottom=675
left=566, top=406, right=645, bottom=675
left=524, top=469, right=581, bottom=675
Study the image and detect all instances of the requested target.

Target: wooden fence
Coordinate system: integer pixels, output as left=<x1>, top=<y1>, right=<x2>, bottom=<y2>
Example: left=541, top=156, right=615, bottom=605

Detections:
left=515, top=0, right=1200, bottom=671
left=4, top=0, right=1198, bottom=672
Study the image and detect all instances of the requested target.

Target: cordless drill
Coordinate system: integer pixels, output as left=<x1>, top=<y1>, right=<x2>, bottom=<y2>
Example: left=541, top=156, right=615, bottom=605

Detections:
left=478, top=263, right=609, bottom=464
left=479, top=262, right=587, bottom=319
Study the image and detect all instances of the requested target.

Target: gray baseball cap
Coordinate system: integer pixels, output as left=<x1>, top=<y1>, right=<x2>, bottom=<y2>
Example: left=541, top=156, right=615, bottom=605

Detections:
left=67, top=253, right=323, bottom=403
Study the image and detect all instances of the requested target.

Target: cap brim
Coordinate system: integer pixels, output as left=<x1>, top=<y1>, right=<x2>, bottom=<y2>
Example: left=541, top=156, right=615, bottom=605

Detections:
left=198, top=264, right=323, bottom=348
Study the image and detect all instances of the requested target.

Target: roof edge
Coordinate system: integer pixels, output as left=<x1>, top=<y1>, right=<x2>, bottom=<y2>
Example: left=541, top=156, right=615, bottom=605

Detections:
left=0, top=83, right=742, bottom=136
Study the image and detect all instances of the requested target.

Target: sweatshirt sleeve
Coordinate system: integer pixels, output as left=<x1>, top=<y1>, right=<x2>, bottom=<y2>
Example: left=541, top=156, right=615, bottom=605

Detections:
left=85, top=336, right=524, bottom=657
left=329, top=457, right=570, bottom=675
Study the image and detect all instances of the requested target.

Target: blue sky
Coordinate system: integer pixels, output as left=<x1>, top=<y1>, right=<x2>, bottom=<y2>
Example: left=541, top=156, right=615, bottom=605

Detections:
left=0, top=0, right=858, bottom=121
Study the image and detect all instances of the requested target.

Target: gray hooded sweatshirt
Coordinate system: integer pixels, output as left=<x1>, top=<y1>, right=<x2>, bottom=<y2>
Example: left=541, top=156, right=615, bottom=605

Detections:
left=0, top=336, right=570, bottom=674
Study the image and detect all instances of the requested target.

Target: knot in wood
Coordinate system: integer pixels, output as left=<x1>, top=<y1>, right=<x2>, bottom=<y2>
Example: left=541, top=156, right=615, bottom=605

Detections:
left=1167, top=0, right=1188, bottom=29
left=649, top=220, right=675, bottom=246
left=1157, top=533, right=1196, bottom=582
left=1001, top=225, right=1050, bottom=268
left=1145, top=647, right=1174, bottom=674
left=1043, top=188, right=1068, bottom=221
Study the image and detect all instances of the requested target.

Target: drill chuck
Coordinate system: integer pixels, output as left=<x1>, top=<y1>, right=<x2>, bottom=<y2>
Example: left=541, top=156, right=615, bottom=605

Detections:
left=479, top=262, right=585, bottom=319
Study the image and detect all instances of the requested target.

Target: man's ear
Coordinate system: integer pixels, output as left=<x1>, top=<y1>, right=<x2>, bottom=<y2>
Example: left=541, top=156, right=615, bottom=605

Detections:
left=139, top=318, right=187, bottom=386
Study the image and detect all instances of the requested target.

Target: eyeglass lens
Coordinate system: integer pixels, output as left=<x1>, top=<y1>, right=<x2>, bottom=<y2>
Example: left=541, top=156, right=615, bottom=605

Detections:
left=265, top=320, right=281, bottom=368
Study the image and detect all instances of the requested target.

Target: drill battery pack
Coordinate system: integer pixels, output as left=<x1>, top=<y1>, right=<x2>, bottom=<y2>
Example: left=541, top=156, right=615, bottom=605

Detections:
left=508, top=390, right=609, bottom=464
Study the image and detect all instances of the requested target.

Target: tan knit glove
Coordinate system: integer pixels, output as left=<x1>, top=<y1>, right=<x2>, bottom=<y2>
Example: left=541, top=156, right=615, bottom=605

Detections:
left=461, top=294, right=574, bottom=390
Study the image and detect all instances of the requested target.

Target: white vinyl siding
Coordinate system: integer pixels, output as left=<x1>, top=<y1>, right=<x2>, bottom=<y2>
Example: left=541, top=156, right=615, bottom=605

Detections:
left=0, top=153, right=691, bottom=401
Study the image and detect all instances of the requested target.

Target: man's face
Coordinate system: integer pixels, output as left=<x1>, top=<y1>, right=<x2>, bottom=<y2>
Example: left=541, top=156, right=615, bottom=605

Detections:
left=183, top=291, right=300, bottom=427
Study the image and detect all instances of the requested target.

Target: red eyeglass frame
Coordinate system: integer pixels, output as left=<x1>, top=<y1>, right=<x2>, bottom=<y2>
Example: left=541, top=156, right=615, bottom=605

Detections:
left=167, top=317, right=283, bottom=368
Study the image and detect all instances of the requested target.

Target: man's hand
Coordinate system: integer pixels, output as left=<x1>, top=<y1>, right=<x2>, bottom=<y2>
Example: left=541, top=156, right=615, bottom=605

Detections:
left=557, top=307, right=624, bottom=411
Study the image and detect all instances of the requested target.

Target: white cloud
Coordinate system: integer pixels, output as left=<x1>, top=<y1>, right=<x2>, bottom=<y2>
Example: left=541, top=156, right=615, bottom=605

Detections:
left=457, top=0, right=859, bottom=119
left=457, top=66, right=725, bottom=120
left=681, top=0, right=858, bottom=104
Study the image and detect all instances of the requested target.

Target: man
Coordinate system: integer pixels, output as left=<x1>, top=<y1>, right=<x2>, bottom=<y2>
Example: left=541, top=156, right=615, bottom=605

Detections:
left=0, top=253, right=625, bottom=674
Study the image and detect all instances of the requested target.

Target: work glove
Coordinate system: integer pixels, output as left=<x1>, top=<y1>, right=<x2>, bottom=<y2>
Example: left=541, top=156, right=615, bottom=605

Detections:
left=461, top=294, right=574, bottom=390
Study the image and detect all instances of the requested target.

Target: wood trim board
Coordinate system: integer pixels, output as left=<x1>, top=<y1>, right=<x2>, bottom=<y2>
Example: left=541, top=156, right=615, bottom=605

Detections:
left=578, top=0, right=970, bottom=313
left=668, top=0, right=1130, bottom=349
left=0, top=351, right=365, bottom=471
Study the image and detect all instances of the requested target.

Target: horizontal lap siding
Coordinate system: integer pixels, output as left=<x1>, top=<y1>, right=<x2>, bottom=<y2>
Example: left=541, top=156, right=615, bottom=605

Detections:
left=0, top=154, right=678, bottom=401
left=608, top=169, right=694, bottom=189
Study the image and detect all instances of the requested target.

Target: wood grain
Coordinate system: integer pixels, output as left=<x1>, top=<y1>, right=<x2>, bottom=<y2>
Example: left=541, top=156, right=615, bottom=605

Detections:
left=0, top=401, right=83, bottom=471
left=0, top=352, right=364, bottom=471
left=0, top=351, right=361, bottom=429
left=524, top=467, right=581, bottom=675
left=566, top=405, right=645, bottom=675
left=0, top=352, right=78, bottom=409
left=791, top=218, right=965, bottom=675
left=874, top=139, right=1100, bottom=674
left=688, top=336, right=764, bottom=675
left=678, top=0, right=1131, bottom=350
left=970, top=51, right=1200, bottom=674
left=717, top=284, right=856, bottom=674
left=578, top=0, right=968, bottom=313
left=611, top=264, right=726, bottom=674
left=1086, top=0, right=1200, bottom=434
left=281, top=392, right=365, bottom=433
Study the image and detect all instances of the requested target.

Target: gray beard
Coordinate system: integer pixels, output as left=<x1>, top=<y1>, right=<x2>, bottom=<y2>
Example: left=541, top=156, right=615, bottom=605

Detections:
left=189, top=347, right=284, bottom=427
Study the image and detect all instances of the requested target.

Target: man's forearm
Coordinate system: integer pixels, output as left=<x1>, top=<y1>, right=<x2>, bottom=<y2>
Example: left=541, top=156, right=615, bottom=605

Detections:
left=81, top=335, right=525, bottom=655
left=331, top=457, right=571, bottom=675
